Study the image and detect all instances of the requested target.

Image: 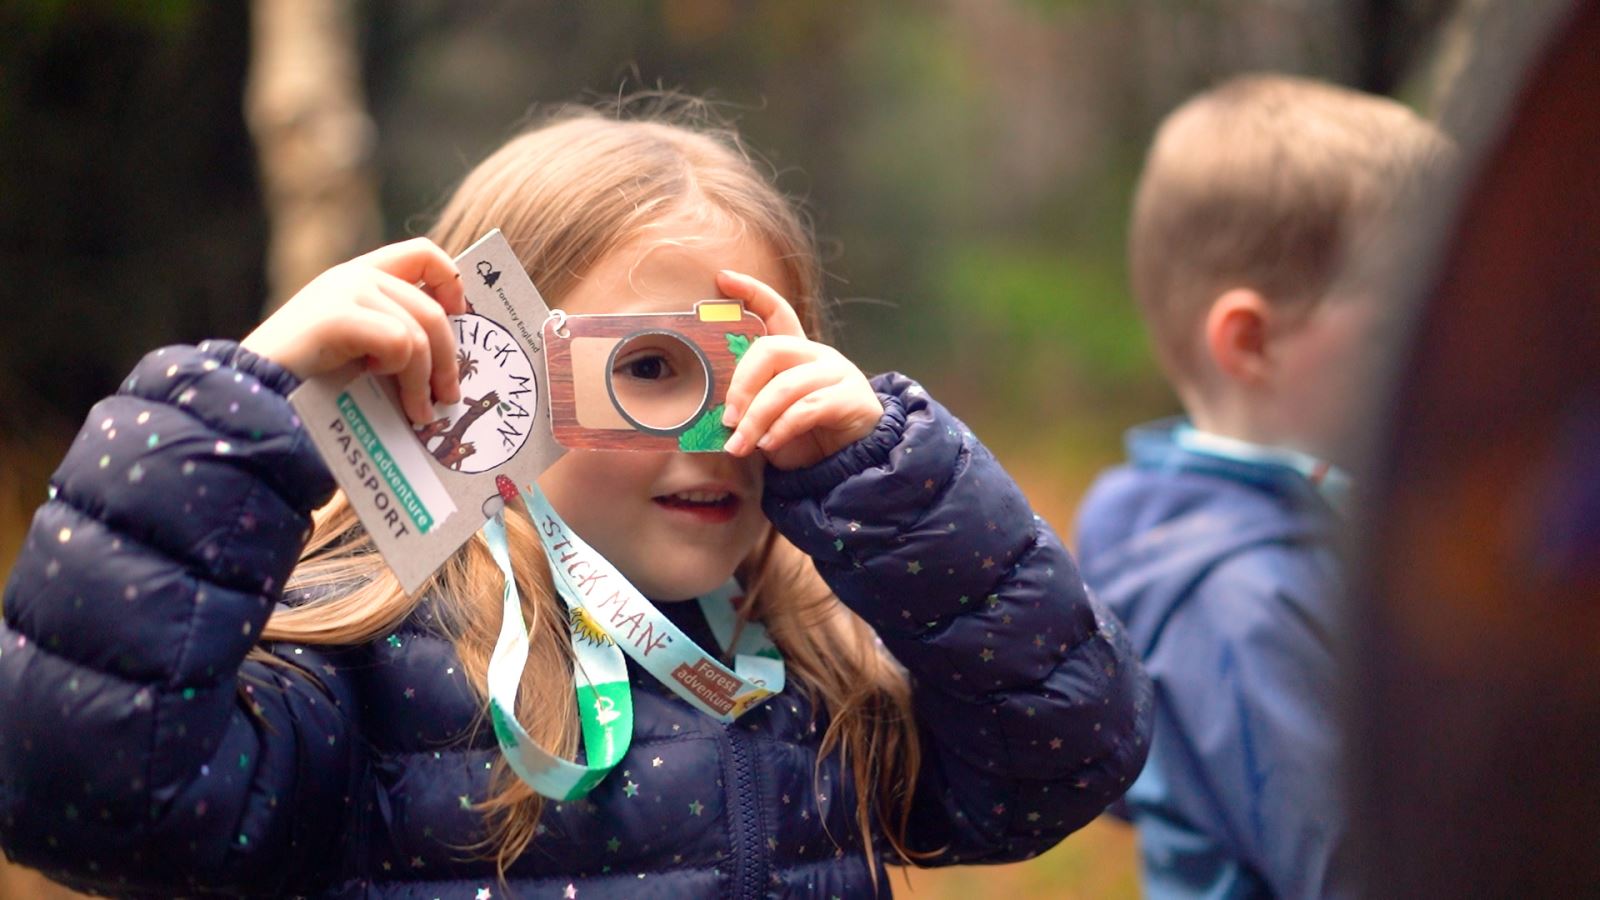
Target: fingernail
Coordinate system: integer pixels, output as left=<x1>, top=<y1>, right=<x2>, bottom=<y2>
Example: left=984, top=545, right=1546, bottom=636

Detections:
left=723, top=432, right=747, bottom=455
left=755, top=434, right=772, bottom=450
left=721, top=406, right=739, bottom=427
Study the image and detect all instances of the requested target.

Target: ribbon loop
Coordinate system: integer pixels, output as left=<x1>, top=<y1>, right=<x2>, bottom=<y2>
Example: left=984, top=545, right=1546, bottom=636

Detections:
left=484, top=512, right=632, bottom=801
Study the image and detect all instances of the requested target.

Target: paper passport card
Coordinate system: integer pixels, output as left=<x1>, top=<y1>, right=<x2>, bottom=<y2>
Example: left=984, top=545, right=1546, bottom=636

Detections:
left=290, top=230, right=565, bottom=595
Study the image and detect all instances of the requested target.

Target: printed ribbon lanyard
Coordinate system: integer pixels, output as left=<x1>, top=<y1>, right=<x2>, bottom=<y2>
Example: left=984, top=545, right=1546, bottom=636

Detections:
left=516, top=479, right=785, bottom=723
left=483, top=511, right=632, bottom=801
left=483, top=480, right=786, bottom=801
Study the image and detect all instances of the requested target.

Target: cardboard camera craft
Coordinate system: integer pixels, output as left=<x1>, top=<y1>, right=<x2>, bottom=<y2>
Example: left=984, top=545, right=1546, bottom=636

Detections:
left=286, top=227, right=763, bottom=593
left=542, top=300, right=765, bottom=452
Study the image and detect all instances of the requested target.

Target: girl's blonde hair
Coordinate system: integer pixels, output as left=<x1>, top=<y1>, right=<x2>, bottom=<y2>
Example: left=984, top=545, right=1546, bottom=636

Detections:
left=254, top=98, right=921, bottom=881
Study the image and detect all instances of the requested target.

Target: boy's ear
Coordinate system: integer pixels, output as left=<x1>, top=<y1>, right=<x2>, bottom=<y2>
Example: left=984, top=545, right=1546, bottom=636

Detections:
left=1203, top=288, right=1272, bottom=384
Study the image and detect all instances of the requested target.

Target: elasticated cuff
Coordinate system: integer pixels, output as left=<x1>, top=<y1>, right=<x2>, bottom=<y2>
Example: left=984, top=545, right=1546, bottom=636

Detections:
left=762, top=386, right=907, bottom=501
left=195, top=339, right=305, bottom=398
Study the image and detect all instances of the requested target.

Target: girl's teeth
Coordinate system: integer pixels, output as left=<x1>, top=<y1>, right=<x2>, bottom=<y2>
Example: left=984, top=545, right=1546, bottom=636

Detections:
left=674, top=491, right=728, bottom=503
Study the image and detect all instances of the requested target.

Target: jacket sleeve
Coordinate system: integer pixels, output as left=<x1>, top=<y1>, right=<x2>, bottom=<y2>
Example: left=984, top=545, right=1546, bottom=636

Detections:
left=0, top=342, right=360, bottom=896
left=1137, top=551, right=1353, bottom=900
left=763, top=373, right=1152, bottom=866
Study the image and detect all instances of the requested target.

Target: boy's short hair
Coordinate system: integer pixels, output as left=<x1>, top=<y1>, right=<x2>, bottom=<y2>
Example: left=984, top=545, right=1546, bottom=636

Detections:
left=1130, top=74, right=1450, bottom=384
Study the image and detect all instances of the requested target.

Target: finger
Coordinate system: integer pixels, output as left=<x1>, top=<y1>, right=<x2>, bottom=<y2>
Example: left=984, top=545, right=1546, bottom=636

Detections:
left=353, top=291, right=434, bottom=424
left=356, top=238, right=467, bottom=315
left=323, top=305, right=413, bottom=376
left=755, top=381, right=880, bottom=457
left=721, top=334, right=824, bottom=427
left=723, top=361, right=844, bottom=457
left=375, top=271, right=461, bottom=406
left=716, top=270, right=805, bottom=338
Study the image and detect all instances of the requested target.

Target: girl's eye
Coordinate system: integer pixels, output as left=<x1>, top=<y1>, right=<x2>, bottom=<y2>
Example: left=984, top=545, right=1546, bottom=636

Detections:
left=617, top=354, right=672, bottom=381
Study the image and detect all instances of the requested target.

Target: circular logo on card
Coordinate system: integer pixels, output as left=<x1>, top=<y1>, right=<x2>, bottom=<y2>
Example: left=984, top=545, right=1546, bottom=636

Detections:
left=411, top=313, right=538, bottom=474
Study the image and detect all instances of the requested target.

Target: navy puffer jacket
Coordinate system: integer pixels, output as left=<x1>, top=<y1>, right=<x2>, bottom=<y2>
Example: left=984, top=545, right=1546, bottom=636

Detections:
left=0, top=341, right=1151, bottom=898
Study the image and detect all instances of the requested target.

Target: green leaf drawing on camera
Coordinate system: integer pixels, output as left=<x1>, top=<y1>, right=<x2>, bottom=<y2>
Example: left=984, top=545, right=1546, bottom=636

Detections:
left=674, top=334, right=755, bottom=451
left=678, top=404, right=731, bottom=453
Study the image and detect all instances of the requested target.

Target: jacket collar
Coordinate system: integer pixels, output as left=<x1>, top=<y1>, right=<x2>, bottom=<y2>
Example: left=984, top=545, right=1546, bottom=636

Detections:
left=1126, top=418, right=1352, bottom=515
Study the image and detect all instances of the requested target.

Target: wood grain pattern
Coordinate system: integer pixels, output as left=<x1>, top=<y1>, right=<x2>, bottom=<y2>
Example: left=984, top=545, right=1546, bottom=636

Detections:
left=543, top=306, right=763, bottom=451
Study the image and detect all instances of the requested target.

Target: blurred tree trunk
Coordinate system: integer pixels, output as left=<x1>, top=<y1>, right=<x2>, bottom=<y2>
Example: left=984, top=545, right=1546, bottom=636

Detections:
left=1351, top=0, right=1458, bottom=95
left=1423, top=0, right=1494, bottom=113
left=246, top=0, right=382, bottom=313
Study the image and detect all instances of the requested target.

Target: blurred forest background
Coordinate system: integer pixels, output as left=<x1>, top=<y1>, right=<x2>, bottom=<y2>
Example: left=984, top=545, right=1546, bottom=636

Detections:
left=0, top=0, right=1474, bottom=896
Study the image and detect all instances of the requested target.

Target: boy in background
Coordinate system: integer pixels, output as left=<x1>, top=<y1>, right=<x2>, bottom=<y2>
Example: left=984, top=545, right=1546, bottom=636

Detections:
left=1075, top=75, right=1451, bottom=898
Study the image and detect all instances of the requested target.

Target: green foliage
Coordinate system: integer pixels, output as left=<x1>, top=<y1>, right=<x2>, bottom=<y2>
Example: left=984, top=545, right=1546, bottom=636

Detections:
left=1016, top=0, right=1113, bottom=11
left=726, top=333, right=752, bottom=362
left=678, top=404, right=732, bottom=453
left=14, top=0, right=197, bottom=32
left=941, top=242, right=1156, bottom=388
left=834, top=7, right=985, bottom=273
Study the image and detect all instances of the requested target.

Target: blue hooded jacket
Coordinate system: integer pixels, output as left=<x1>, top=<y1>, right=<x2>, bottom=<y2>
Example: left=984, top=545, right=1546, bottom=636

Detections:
left=1074, top=421, right=1349, bottom=900
left=0, top=341, right=1151, bottom=898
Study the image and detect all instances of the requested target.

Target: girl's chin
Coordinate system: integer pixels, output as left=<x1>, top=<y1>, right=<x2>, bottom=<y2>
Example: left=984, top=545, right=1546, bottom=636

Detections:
left=611, top=534, right=756, bottom=602
left=619, top=560, right=743, bottom=603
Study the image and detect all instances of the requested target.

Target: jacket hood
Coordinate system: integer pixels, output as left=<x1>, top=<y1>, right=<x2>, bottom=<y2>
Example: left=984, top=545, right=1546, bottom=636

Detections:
left=1075, top=420, right=1334, bottom=654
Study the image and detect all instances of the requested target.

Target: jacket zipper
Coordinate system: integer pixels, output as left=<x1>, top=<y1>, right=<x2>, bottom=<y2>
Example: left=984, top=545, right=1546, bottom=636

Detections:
left=723, top=724, right=768, bottom=899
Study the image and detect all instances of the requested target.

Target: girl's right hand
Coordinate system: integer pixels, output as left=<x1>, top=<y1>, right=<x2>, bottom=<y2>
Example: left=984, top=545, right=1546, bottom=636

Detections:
left=242, top=238, right=468, bottom=423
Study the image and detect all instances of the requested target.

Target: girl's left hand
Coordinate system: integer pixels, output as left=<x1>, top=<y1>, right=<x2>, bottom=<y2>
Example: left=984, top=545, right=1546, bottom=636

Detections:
left=716, top=270, right=884, bottom=471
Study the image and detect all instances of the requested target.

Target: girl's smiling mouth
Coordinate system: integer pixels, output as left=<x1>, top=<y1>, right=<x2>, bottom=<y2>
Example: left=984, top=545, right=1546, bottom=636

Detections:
left=652, top=487, right=742, bottom=524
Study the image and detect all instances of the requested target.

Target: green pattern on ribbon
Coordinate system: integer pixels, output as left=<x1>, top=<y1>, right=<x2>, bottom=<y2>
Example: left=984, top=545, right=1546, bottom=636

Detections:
left=489, top=701, right=520, bottom=750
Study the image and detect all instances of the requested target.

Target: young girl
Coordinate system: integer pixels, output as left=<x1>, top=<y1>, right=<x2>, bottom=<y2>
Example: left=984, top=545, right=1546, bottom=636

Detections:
left=0, top=103, right=1150, bottom=898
